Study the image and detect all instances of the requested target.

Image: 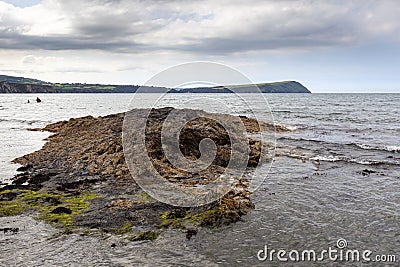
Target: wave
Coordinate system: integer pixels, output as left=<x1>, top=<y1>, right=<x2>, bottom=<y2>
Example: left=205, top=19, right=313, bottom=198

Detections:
left=285, top=125, right=299, bottom=131
left=310, top=155, right=345, bottom=162
left=0, top=118, right=46, bottom=124
left=272, top=110, right=292, bottom=113
left=354, top=143, right=400, bottom=153
left=278, top=136, right=324, bottom=143
left=310, top=155, right=399, bottom=166
left=279, top=136, right=400, bottom=154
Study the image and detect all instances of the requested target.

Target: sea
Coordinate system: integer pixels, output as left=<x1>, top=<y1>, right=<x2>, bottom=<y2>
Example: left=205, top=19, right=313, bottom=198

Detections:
left=0, top=93, right=399, bottom=266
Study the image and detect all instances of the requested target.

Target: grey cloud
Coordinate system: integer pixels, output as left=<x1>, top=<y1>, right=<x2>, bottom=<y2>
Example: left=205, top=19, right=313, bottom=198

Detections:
left=0, top=30, right=144, bottom=51
left=0, top=0, right=399, bottom=54
left=173, top=37, right=343, bottom=55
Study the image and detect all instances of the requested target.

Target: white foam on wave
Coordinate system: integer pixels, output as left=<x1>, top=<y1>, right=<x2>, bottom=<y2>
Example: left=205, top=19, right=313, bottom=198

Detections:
left=310, top=155, right=399, bottom=165
left=355, top=143, right=400, bottom=153
left=285, top=125, right=298, bottom=131
left=310, top=155, right=345, bottom=162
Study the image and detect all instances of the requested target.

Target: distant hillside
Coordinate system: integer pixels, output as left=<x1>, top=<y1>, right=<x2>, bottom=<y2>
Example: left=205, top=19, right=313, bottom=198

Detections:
left=0, top=75, right=311, bottom=93
left=0, top=75, right=47, bottom=85
left=171, top=81, right=310, bottom=93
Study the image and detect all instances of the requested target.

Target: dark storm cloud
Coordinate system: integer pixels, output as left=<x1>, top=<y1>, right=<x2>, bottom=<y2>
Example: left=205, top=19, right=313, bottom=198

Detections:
left=0, top=0, right=399, bottom=54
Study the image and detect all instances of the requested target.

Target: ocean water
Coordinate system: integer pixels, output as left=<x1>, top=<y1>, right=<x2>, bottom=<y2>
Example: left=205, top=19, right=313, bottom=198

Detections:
left=0, top=93, right=399, bottom=266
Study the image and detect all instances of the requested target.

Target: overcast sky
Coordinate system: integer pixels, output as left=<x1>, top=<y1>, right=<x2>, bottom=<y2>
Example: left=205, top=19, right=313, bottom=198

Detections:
left=0, top=0, right=399, bottom=92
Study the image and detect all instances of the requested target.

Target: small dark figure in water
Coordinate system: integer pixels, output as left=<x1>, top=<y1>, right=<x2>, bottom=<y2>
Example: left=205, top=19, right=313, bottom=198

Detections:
left=27, top=100, right=30, bottom=103
left=36, top=97, right=42, bottom=103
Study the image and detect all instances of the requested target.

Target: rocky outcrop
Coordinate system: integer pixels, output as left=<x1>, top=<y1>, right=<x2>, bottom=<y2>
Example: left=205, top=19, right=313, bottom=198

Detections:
left=0, top=108, right=286, bottom=238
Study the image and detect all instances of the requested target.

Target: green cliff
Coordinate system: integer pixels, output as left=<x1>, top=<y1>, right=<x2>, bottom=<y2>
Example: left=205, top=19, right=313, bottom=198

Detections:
left=0, top=75, right=310, bottom=93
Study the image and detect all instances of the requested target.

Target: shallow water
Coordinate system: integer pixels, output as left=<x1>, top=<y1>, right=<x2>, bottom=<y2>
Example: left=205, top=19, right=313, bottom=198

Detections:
left=0, top=93, right=399, bottom=266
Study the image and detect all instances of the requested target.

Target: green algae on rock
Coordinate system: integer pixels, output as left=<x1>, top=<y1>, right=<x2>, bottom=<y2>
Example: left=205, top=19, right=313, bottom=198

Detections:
left=0, top=189, right=98, bottom=230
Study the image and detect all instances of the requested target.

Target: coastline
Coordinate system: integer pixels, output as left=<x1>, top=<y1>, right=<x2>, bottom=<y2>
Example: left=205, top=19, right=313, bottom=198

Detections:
left=0, top=75, right=311, bottom=94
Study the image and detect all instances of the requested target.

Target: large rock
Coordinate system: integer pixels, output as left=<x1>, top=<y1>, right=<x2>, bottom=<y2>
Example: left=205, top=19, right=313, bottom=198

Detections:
left=4, top=108, right=283, bottom=234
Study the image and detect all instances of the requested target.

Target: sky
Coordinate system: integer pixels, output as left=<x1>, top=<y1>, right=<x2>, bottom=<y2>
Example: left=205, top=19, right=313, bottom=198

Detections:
left=0, top=0, right=399, bottom=93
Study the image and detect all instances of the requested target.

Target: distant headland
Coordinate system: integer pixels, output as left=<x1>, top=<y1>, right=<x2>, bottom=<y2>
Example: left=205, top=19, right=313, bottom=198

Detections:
left=0, top=74, right=311, bottom=93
